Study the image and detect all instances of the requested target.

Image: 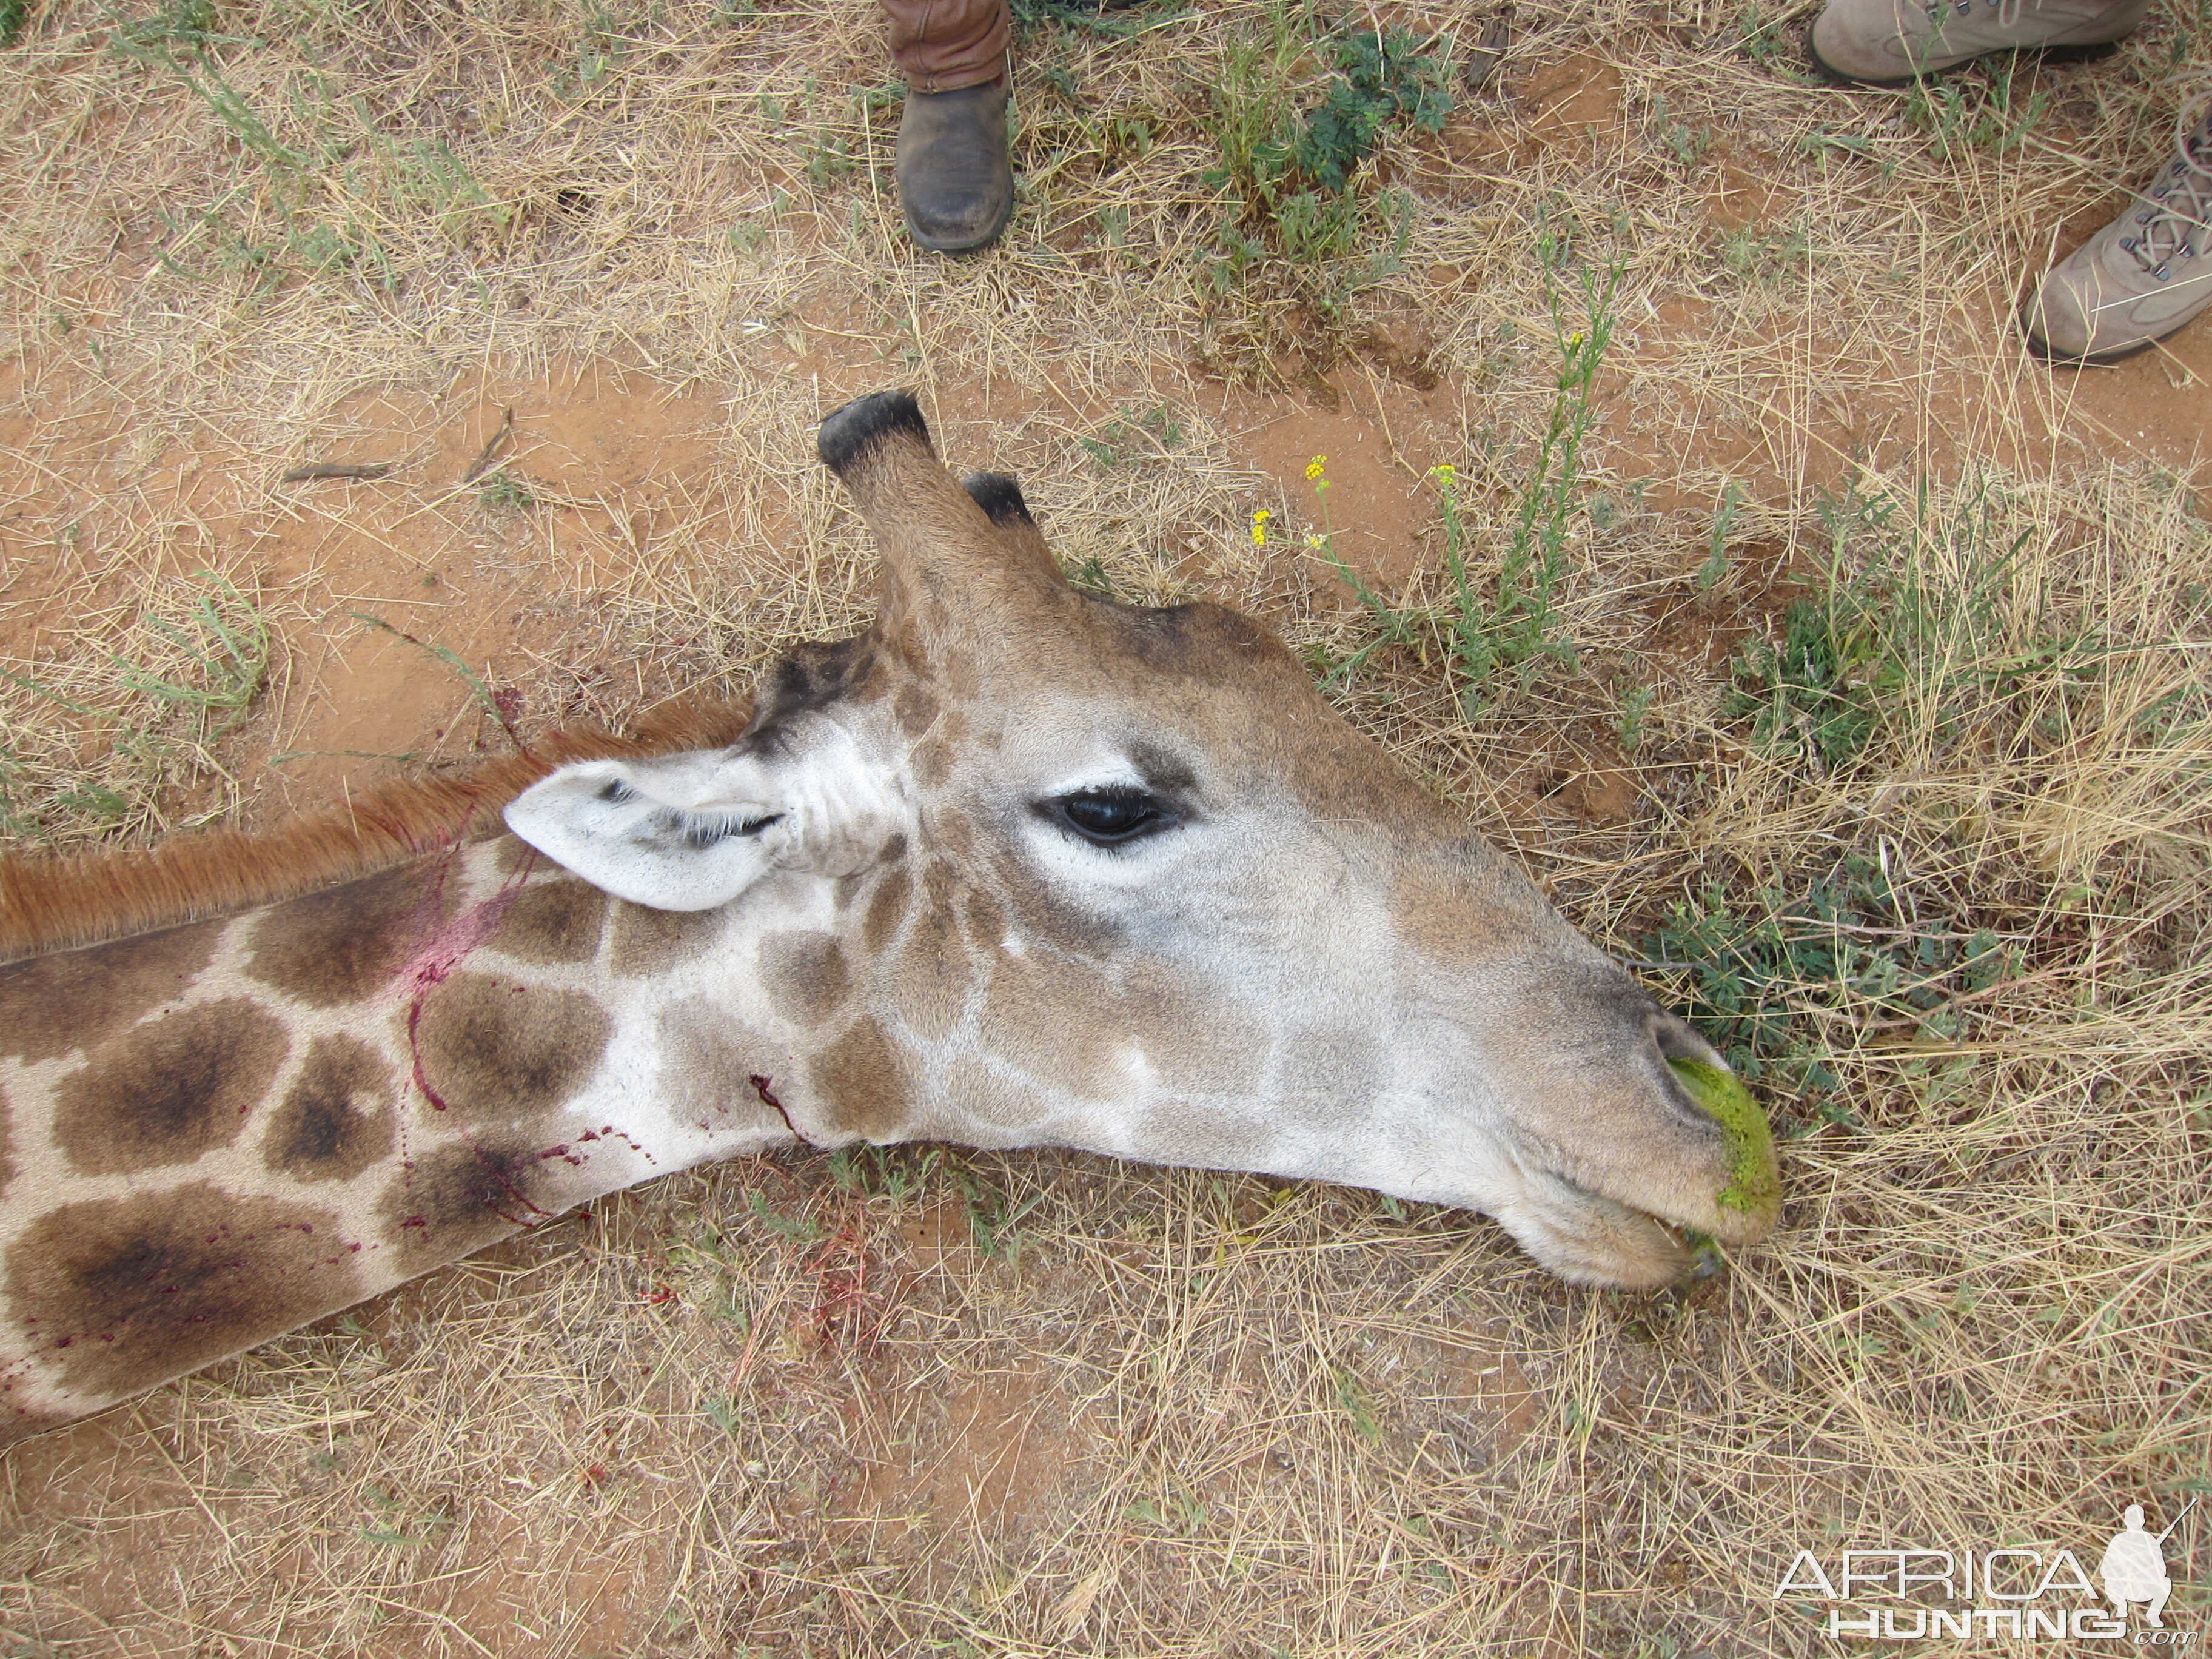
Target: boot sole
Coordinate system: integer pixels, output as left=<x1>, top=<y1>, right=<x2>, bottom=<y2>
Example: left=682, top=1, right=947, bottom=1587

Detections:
left=1806, top=32, right=2120, bottom=89
left=2020, top=317, right=2177, bottom=369
left=903, top=202, right=1014, bottom=255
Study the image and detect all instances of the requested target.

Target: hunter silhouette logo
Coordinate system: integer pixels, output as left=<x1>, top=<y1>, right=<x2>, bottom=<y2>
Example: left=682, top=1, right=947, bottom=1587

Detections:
left=2103, top=1503, right=2193, bottom=1631
left=1774, top=1498, right=2199, bottom=1642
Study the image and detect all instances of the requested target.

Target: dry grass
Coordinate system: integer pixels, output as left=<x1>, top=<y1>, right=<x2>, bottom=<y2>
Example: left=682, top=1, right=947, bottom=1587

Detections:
left=2, top=0, right=2210, bottom=1651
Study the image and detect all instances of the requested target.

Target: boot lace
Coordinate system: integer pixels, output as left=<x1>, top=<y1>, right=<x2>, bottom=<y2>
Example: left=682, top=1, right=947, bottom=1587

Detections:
left=2119, top=98, right=2212, bottom=280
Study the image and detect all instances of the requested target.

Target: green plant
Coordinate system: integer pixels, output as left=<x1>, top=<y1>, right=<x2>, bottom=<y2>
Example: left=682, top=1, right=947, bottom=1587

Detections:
left=1718, top=218, right=1811, bottom=285
left=1701, top=481, right=1743, bottom=591
left=1205, top=5, right=1307, bottom=217
left=1728, top=473, right=2097, bottom=776
left=1064, top=553, right=1115, bottom=597
left=825, top=1144, right=937, bottom=1204
left=1334, top=1369, right=1382, bottom=1444
left=1313, top=468, right=1420, bottom=692
left=1201, top=8, right=1452, bottom=302
left=110, top=569, right=267, bottom=734
left=1078, top=405, right=1184, bottom=468
left=957, top=1173, right=1041, bottom=1264
left=1650, top=94, right=1711, bottom=165
left=1729, top=591, right=1876, bottom=770
left=1010, top=0, right=1167, bottom=40
left=1318, top=276, right=1610, bottom=711
left=1644, top=863, right=2014, bottom=1087
left=572, top=0, right=623, bottom=89
left=1903, top=59, right=2053, bottom=157
left=475, top=471, right=534, bottom=512
left=1290, top=25, right=1452, bottom=191
left=1734, top=0, right=1788, bottom=65
left=1478, top=264, right=1614, bottom=691
left=1617, top=682, right=1655, bottom=754
left=382, top=134, right=511, bottom=245
left=1, top=0, right=30, bottom=45
left=110, top=0, right=220, bottom=58
left=805, top=127, right=855, bottom=186
left=744, top=1190, right=825, bottom=1244
left=0, top=569, right=269, bottom=842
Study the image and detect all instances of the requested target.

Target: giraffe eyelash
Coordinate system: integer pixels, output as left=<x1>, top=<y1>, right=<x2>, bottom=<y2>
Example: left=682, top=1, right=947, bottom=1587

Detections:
left=594, top=778, right=777, bottom=848
left=675, top=809, right=782, bottom=849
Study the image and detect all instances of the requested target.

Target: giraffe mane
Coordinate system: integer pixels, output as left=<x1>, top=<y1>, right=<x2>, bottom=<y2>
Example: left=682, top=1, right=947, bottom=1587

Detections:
left=0, top=696, right=753, bottom=963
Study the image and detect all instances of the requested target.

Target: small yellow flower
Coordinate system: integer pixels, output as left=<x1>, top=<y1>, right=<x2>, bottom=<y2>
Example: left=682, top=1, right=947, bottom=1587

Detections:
left=1305, top=455, right=1327, bottom=481
left=1250, top=508, right=1272, bottom=546
left=1566, top=330, right=1588, bottom=348
left=1430, top=463, right=1457, bottom=484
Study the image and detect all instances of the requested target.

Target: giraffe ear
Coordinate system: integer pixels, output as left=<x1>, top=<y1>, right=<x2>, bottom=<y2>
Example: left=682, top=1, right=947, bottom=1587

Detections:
left=502, top=751, right=786, bottom=911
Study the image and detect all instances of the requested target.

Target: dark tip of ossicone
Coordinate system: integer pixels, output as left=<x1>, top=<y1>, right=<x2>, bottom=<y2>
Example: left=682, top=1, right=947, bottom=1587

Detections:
left=960, top=471, right=1033, bottom=527
left=817, top=390, right=931, bottom=477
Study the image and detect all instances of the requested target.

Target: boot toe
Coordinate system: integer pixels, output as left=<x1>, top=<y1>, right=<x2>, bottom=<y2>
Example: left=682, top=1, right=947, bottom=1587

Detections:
left=1808, top=3, right=1905, bottom=85
left=896, top=85, right=1014, bottom=255
left=2022, top=267, right=2100, bottom=364
left=906, top=182, right=1007, bottom=250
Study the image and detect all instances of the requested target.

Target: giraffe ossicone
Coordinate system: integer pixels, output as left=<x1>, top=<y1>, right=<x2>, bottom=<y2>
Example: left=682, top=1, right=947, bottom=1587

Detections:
left=0, top=390, right=1778, bottom=1448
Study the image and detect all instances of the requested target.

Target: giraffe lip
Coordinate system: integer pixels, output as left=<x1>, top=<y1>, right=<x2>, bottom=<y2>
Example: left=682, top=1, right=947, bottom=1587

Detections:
left=1552, top=1165, right=1774, bottom=1251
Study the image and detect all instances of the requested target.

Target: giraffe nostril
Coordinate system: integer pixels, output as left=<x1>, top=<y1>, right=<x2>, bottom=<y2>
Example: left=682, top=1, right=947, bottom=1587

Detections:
left=1643, top=1010, right=1729, bottom=1127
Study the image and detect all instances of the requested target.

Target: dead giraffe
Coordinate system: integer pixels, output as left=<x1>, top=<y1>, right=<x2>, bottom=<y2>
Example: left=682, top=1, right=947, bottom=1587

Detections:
left=0, top=392, right=1778, bottom=1447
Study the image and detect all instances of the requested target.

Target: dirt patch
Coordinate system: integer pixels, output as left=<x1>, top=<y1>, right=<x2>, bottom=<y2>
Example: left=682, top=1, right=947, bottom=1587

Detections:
left=1184, top=369, right=1449, bottom=588
left=835, top=1359, right=1073, bottom=1545
left=1547, top=752, right=1641, bottom=826
left=0, top=357, right=774, bottom=835
left=1703, top=147, right=1790, bottom=233
left=1609, top=284, right=2211, bottom=518
left=1517, top=50, right=1628, bottom=155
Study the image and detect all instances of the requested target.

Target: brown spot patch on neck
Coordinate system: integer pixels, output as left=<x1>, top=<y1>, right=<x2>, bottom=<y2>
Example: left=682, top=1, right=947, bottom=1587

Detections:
left=808, top=1016, right=910, bottom=1141
left=759, top=931, right=851, bottom=1028
left=264, top=1034, right=396, bottom=1182
left=655, top=998, right=787, bottom=1138
left=0, top=697, right=751, bottom=962
left=410, top=971, right=612, bottom=1127
left=607, top=899, right=728, bottom=979
left=377, top=1139, right=572, bottom=1274
left=860, top=864, right=912, bottom=955
left=53, top=999, right=290, bottom=1176
left=489, top=877, right=608, bottom=965
left=244, top=862, right=453, bottom=1010
left=0, top=917, right=226, bottom=1065
left=4, top=1182, right=360, bottom=1402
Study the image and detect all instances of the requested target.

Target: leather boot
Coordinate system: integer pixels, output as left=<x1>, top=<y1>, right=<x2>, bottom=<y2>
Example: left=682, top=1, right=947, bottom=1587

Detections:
left=896, top=82, right=1013, bottom=254
left=1808, top=0, right=2150, bottom=86
left=2022, top=99, right=2212, bottom=365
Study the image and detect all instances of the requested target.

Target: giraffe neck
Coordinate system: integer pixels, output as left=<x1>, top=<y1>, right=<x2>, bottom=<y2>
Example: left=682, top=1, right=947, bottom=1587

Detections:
left=3, top=799, right=1409, bottom=1446
left=0, top=834, right=805, bottom=1443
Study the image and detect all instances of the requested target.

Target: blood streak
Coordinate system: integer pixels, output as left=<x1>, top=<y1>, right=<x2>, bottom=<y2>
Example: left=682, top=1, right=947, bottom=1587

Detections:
left=750, top=1074, right=811, bottom=1143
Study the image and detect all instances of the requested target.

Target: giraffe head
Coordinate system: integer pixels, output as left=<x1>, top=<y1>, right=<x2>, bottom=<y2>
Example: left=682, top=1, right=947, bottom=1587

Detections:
left=507, top=392, right=1779, bottom=1289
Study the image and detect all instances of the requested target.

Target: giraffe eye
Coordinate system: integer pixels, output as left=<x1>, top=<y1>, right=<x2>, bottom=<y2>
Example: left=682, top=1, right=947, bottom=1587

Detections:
left=1048, top=787, right=1176, bottom=846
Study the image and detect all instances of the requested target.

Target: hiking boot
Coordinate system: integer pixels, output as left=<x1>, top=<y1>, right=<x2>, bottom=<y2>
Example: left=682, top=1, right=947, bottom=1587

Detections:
left=2023, top=100, right=2212, bottom=365
left=896, top=81, right=1013, bottom=254
left=1808, top=0, right=2150, bottom=86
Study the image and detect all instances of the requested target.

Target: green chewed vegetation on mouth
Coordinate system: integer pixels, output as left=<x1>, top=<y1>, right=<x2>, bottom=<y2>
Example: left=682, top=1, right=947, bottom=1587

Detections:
left=1666, top=1056, right=1780, bottom=1218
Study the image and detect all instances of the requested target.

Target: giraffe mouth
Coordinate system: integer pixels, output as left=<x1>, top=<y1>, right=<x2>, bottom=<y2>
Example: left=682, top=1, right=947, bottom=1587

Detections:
left=1510, top=1049, right=1780, bottom=1287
